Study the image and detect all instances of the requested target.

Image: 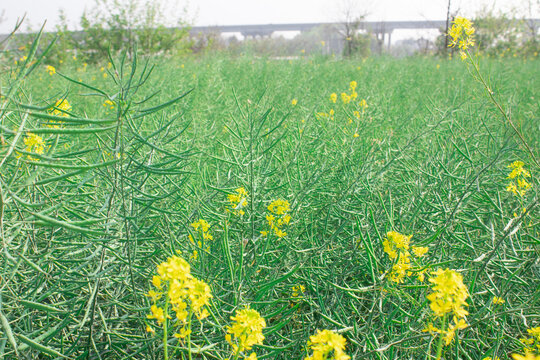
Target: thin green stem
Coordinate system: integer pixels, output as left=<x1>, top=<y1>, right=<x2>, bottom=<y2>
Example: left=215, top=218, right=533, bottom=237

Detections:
left=187, top=311, right=193, bottom=360
left=466, top=48, right=539, bottom=167
left=163, top=294, right=169, bottom=360
left=435, top=314, right=447, bottom=360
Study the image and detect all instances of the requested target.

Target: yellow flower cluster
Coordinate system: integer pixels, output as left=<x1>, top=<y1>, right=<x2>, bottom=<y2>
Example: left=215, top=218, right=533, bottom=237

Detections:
left=190, top=219, right=213, bottom=259
left=340, top=81, right=358, bottom=104
left=227, top=187, right=249, bottom=216
left=19, top=133, right=45, bottom=161
left=424, top=268, right=469, bottom=345
left=146, top=255, right=212, bottom=339
left=304, top=329, right=350, bottom=360
left=492, top=296, right=505, bottom=305
left=292, top=284, right=305, bottom=298
left=382, top=231, right=428, bottom=283
left=226, top=307, right=266, bottom=357
left=506, top=161, right=532, bottom=197
left=262, top=199, right=291, bottom=238
left=483, top=357, right=501, bottom=360
left=291, top=98, right=298, bottom=106
left=316, top=108, right=335, bottom=120
left=103, top=99, right=115, bottom=110
left=49, top=99, right=72, bottom=117
left=520, top=326, right=540, bottom=354
left=512, top=351, right=540, bottom=360
left=46, top=65, right=56, bottom=75
left=448, top=17, right=475, bottom=60
left=191, top=219, right=213, bottom=242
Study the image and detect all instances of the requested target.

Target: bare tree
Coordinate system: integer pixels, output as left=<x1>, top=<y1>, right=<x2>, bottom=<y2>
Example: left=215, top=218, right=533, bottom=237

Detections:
left=334, top=0, right=370, bottom=57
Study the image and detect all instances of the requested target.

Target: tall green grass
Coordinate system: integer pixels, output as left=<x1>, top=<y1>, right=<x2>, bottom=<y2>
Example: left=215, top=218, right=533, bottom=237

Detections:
left=0, top=38, right=538, bottom=359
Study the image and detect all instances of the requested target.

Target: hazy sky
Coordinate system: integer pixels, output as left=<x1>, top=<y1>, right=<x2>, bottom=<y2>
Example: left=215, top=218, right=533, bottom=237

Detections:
left=0, top=0, right=537, bottom=33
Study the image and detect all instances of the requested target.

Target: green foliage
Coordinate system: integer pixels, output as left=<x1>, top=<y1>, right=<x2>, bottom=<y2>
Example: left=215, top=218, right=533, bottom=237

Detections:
left=436, top=12, right=539, bottom=58
left=343, top=33, right=371, bottom=58
left=0, top=31, right=539, bottom=360
left=78, top=0, right=192, bottom=61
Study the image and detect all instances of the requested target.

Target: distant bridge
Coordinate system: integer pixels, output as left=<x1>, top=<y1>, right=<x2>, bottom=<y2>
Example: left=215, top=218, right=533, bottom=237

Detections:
left=190, top=20, right=449, bottom=37
left=189, top=19, right=540, bottom=48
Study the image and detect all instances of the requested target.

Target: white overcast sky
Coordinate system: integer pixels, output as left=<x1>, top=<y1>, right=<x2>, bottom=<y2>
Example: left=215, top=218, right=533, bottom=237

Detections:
left=0, top=0, right=537, bottom=33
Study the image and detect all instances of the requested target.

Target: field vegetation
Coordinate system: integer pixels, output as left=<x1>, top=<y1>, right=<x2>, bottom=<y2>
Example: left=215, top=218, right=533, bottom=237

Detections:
left=0, top=16, right=539, bottom=360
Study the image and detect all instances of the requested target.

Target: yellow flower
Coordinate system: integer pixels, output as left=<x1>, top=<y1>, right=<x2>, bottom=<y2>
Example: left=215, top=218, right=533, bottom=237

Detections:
left=448, top=17, right=475, bottom=51
left=427, top=268, right=469, bottom=319
left=187, top=278, right=212, bottom=319
left=305, top=329, right=350, bottom=360
left=341, top=92, right=351, bottom=104
left=292, top=285, right=305, bottom=298
left=226, top=307, right=266, bottom=353
left=103, top=99, right=115, bottom=109
left=268, top=199, right=290, bottom=215
left=349, top=81, right=357, bottom=91
left=23, top=133, right=45, bottom=159
left=49, top=99, right=72, bottom=118
left=507, top=161, right=532, bottom=197
left=512, top=351, right=540, bottom=360
left=46, top=65, right=56, bottom=75
left=492, top=297, right=505, bottom=305
left=359, top=99, right=368, bottom=110
left=147, top=305, right=166, bottom=324
left=291, top=99, right=298, bottom=106
left=412, top=246, right=429, bottom=257
left=330, top=93, right=337, bottom=103
left=264, top=199, right=291, bottom=238
left=228, top=187, right=249, bottom=215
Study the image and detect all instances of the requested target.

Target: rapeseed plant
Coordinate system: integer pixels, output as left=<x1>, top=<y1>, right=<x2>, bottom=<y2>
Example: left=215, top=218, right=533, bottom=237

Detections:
left=424, top=268, right=469, bottom=358
left=228, top=187, right=249, bottom=216
left=382, top=231, right=428, bottom=283
left=18, top=133, right=45, bottom=161
left=520, top=326, right=540, bottom=353
left=512, top=351, right=540, bottom=360
left=45, top=65, right=56, bottom=75
left=146, top=255, right=212, bottom=360
left=261, top=199, right=291, bottom=238
left=447, top=17, right=475, bottom=60
left=49, top=99, right=72, bottom=117
left=226, top=307, right=266, bottom=360
left=304, top=329, right=350, bottom=360
left=507, top=161, right=532, bottom=197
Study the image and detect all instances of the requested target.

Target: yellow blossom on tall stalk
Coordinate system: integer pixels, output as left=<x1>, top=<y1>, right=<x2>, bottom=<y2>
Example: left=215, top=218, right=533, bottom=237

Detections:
left=227, top=187, right=249, bottom=216
left=447, top=17, right=475, bottom=60
left=46, top=65, right=56, bottom=75
left=512, top=351, right=540, bottom=360
left=103, top=99, right=115, bottom=109
left=146, top=255, right=212, bottom=360
left=506, top=161, right=532, bottom=197
left=492, top=296, right=505, bottom=305
left=330, top=93, right=337, bottom=103
left=382, top=231, right=428, bottom=283
left=519, top=326, right=540, bottom=354
left=19, top=133, right=45, bottom=161
left=304, top=329, right=350, bottom=360
left=226, top=307, right=266, bottom=359
left=262, top=199, right=291, bottom=238
left=190, top=219, right=213, bottom=257
left=359, top=99, right=368, bottom=110
left=49, top=99, right=72, bottom=117
left=424, top=268, right=469, bottom=356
